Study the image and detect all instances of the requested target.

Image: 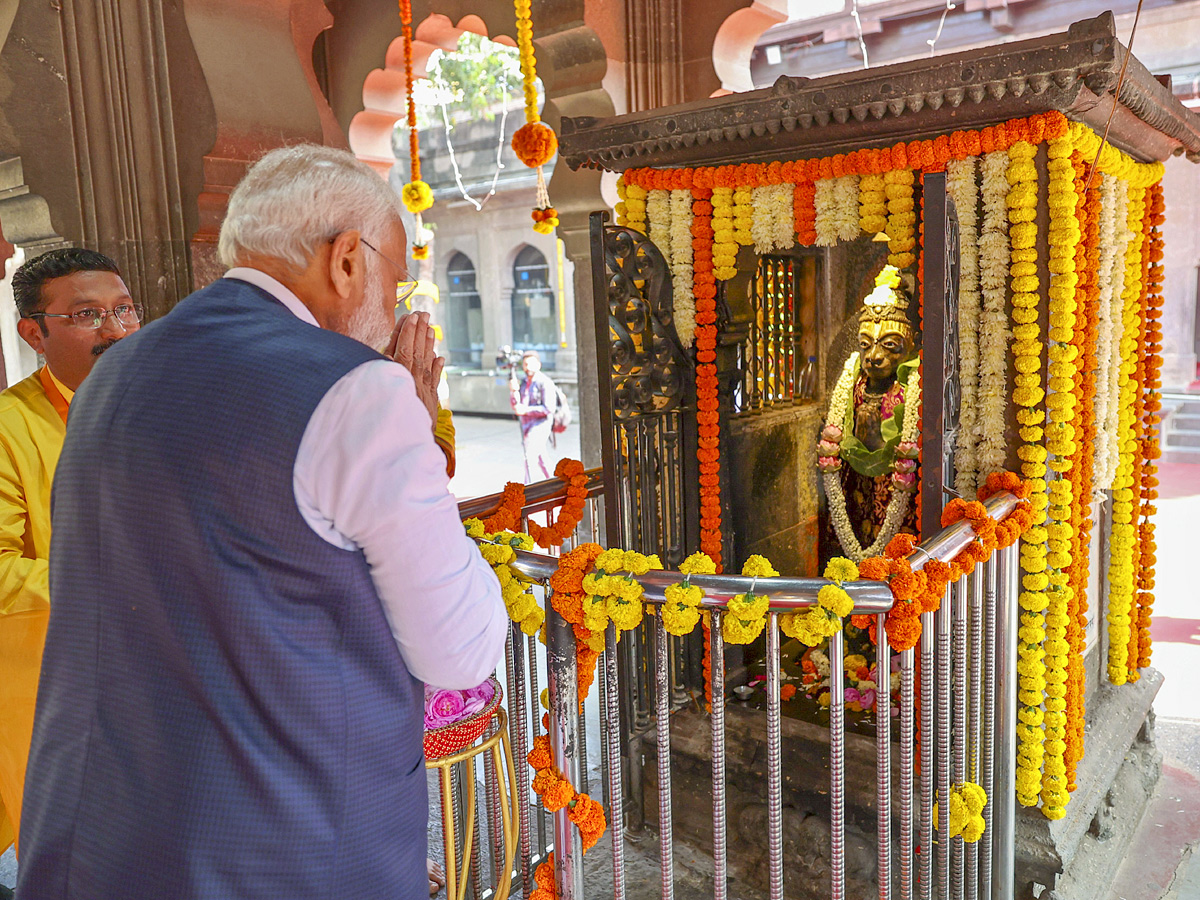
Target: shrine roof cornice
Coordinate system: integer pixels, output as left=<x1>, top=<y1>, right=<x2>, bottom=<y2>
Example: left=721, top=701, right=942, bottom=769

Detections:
left=559, top=13, right=1200, bottom=170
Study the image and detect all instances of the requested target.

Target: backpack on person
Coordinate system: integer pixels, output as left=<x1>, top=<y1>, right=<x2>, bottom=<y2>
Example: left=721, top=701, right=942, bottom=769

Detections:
left=551, top=385, right=571, bottom=434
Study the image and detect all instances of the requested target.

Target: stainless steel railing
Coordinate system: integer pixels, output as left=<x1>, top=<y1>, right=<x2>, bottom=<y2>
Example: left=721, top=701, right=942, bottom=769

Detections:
left=456, top=473, right=1021, bottom=900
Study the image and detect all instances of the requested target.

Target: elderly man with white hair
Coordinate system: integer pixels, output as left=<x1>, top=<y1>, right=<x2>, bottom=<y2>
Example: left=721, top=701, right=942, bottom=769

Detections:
left=16, top=146, right=506, bottom=900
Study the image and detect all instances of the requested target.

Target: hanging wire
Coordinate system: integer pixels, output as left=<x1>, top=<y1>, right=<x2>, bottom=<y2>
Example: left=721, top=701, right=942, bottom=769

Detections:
left=431, top=49, right=512, bottom=212
left=1083, top=0, right=1146, bottom=195
left=927, top=1, right=956, bottom=57
left=851, top=0, right=870, bottom=69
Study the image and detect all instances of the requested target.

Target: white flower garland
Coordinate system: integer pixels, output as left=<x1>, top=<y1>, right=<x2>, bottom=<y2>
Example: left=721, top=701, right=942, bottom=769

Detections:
left=948, top=157, right=981, bottom=497
left=975, top=150, right=1012, bottom=483
left=749, top=184, right=795, bottom=256
left=818, top=352, right=922, bottom=562
left=751, top=185, right=775, bottom=255
left=814, top=178, right=839, bottom=247
left=1094, top=174, right=1132, bottom=490
left=835, top=175, right=862, bottom=243
left=647, top=188, right=670, bottom=258
left=669, top=188, right=696, bottom=347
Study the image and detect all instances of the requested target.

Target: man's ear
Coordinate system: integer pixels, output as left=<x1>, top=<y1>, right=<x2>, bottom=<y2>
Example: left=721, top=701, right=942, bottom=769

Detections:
left=328, top=230, right=362, bottom=300
left=16, top=317, right=45, bottom=354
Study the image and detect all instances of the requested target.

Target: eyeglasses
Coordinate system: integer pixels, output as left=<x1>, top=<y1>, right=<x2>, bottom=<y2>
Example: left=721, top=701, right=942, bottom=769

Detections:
left=359, top=238, right=418, bottom=308
left=26, top=304, right=144, bottom=331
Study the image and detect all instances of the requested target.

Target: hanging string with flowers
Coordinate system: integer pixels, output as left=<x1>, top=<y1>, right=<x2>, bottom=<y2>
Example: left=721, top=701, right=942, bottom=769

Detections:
left=662, top=552, right=718, bottom=636
left=511, top=0, right=559, bottom=233
left=527, top=730, right=606, bottom=858
left=463, top=521, right=546, bottom=636
left=721, top=554, right=780, bottom=645
left=475, top=459, right=588, bottom=548
left=780, top=558, right=857, bottom=646
left=398, top=0, right=433, bottom=259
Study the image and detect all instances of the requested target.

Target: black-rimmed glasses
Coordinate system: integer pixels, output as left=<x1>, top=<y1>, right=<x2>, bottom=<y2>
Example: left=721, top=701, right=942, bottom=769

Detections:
left=359, top=238, right=418, bottom=308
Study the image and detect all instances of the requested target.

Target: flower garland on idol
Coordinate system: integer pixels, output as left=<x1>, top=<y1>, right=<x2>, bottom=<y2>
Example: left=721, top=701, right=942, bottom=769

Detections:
left=511, top=0, right=559, bottom=233
left=397, top=0, right=433, bottom=259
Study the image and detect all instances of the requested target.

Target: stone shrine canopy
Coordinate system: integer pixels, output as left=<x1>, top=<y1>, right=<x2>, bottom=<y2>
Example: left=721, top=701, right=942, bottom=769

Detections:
left=558, top=13, right=1200, bottom=171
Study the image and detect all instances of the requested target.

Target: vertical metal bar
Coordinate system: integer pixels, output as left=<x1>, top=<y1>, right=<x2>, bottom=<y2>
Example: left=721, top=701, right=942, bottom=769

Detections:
left=766, top=612, right=784, bottom=900
left=991, top=547, right=1018, bottom=900
left=486, top=726, right=505, bottom=885
left=577, top=703, right=589, bottom=799
left=900, top=646, right=916, bottom=900
left=938, top=587, right=953, bottom=900
left=920, top=611, right=935, bottom=900
left=470, top=757, right=485, bottom=900
left=654, top=616, right=675, bottom=900
left=980, top=560, right=997, bottom=900
left=953, top=582, right=968, bottom=900
left=451, top=763, right=465, bottom=890
left=750, top=265, right=762, bottom=410
left=831, top=625, right=846, bottom=900
left=877, top=614, right=892, bottom=900
left=605, top=626, right=627, bottom=900
left=547, top=600, right=583, bottom=900
left=967, top=564, right=984, bottom=900
left=710, top=610, right=728, bottom=900
left=506, top=624, right=533, bottom=896
left=529, top=631, right=547, bottom=855
left=599, top=645, right=611, bottom=811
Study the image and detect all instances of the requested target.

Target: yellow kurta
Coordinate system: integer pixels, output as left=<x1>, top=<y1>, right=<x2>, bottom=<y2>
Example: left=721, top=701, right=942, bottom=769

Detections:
left=0, top=368, right=68, bottom=856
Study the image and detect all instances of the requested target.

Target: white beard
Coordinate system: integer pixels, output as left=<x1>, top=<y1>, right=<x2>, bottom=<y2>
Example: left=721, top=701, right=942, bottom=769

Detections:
left=346, top=254, right=396, bottom=350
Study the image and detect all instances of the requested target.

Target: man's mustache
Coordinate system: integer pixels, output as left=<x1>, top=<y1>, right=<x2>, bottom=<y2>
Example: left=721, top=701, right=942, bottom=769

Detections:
left=92, top=338, right=121, bottom=357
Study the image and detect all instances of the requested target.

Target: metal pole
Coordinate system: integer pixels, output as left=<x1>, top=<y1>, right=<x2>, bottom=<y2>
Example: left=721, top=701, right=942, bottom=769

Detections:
left=710, top=611, right=728, bottom=900
left=991, top=546, right=1018, bottom=900
left=767, top=613, right=784, bottom=900
left=938, top=586, right=953, bottom=900
left=967, top=564, right=984, bottom=900
left=605, top=626, right=627, bottom=900
left=506, top=624, right=533, bottom=897
left=529, top=632, right=547, bottom=856
left=980, top=560, right=997, bottom=900
left=546, top=599, right=584, bottom=900
left=831, top=625, right=846, bottom=900
left=900, top=646, right=916, bottom=900
left=953, top=581, right=968, bottom=900
left=877, top=614, right=893, bottom=900
left=920, top=611, right=935, bottom=900
left=654, top=617, right=675, bottom=900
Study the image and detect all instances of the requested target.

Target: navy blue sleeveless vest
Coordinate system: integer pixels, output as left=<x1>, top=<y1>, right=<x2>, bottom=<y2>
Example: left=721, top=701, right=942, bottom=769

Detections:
left=18, top=279, right=428, bottom=899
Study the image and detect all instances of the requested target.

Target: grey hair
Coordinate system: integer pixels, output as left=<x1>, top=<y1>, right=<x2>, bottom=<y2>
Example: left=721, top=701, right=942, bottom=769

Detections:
left=217, top=144, right=404, bottom=271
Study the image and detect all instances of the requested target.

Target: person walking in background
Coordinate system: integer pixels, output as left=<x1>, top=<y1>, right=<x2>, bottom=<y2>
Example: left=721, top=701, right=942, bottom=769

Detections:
left=509, top=349, right=556, bottom=482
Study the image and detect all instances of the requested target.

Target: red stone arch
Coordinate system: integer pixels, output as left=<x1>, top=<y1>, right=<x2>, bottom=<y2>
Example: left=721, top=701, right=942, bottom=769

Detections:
left=710, top=0, right=789, bottom=95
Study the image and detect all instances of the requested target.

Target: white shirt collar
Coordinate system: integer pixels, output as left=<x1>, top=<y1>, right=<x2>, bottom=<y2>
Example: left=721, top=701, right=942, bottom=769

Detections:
left=223, top=267, right=320, bottom=328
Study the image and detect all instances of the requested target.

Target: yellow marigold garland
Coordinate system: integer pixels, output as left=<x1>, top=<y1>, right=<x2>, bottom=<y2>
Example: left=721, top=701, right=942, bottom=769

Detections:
left=581, top=548, right=662, bottom=635
left=712, top=186, right=737, bottom=281
left=1007, top=137, right=1048, bottom=810
left=511, top=0, right=559, bottom=232
left=732, top=186, right=754, bottom=247
left=884, top=168, right=916, bottom=269
left=859, top=173, right=888, bottom=235
left=780, top=557, right=858, bottom=646
left=464, top=519, right=546, bottom=635
left=934, top=782, right=989, bottom=843
left=1038, top=130, right=1080, bottom=818
left=662, top=552, right=718, bottom=636
left=723, top=554, right=779, bottom=644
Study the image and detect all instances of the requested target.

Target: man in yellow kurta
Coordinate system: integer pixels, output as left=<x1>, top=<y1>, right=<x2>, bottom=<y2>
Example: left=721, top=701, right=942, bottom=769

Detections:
left=0, top=248, right=141, bottom=857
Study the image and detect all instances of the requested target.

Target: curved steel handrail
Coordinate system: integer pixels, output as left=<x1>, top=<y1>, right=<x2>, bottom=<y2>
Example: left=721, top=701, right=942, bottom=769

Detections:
left=461, top=467, right=1020, bottom=615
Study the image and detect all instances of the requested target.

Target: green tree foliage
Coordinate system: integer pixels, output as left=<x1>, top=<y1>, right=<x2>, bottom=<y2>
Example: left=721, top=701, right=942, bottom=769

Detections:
left=414, top=33, right=524, bottom=129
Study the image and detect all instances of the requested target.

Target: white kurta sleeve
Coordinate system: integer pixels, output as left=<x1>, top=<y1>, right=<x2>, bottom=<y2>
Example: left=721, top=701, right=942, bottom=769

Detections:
left=294, top=359, right=507, bottom=689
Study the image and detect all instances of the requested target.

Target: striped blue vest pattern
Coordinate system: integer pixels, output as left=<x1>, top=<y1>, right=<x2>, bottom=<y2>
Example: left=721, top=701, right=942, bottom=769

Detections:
left=17, top=279, right=429, bottom=899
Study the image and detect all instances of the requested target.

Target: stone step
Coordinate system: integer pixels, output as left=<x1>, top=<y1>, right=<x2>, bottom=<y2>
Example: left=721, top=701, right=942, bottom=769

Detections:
left=1163, top=446, right=1200, bottom=464
left=1167, top=400, right=1200, bottom=416
left=1166, top=431, right=1200, bottom=449
left=1169, top=413, right=1200, bottom=432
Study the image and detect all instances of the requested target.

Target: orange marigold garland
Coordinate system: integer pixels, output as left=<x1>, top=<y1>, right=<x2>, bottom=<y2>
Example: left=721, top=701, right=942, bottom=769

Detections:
left=398, top=0, right=433, bottom=258
left=527, top=734, right=607, bottom=858
left=1137, top=184, right=1165, bottom=672
left=512, top=0, right=559, bottom=232
left=527, top=459, right=590, bottom=548
left=692, top=187, right=723, bottom=570
left=549, top=543, right=605, bottom=707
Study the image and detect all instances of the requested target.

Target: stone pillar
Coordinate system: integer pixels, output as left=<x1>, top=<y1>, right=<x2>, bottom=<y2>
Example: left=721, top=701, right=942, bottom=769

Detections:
left=0, top=0, right=212, bottom=315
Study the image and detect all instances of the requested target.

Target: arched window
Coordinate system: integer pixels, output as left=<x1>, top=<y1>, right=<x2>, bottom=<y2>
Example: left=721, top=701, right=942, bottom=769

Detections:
left=511, top=245, right=557, bottom=369
left=446, top=252, right=483, bottom=368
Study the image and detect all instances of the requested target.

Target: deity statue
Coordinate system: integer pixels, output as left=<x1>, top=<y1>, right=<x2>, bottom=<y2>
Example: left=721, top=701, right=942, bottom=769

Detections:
left=818, top=266, right=921, bottom=562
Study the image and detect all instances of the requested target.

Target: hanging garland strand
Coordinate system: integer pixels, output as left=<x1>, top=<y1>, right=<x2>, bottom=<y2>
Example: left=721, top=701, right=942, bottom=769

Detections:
left=512, top=0, right=559, bottom=233
left=398, top=0, right=433, bottom=260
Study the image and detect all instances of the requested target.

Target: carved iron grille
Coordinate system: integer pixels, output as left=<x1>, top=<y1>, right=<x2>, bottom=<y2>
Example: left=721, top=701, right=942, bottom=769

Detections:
left=589, top=212, right=699, bottom=566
